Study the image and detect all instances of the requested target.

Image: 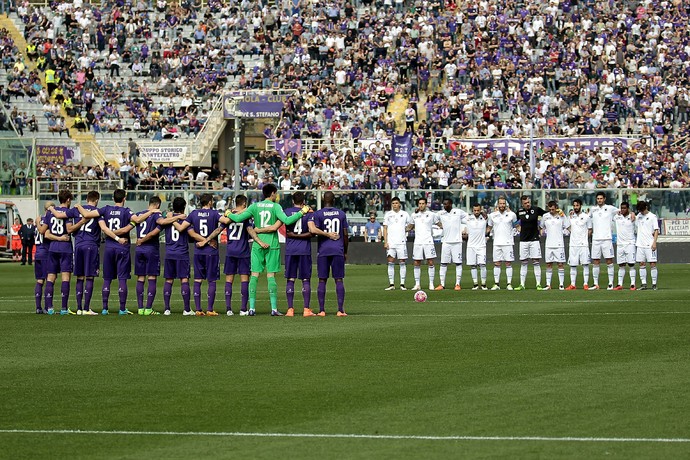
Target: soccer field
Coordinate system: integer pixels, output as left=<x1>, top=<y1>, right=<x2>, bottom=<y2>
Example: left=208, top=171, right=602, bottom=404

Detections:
left=1, top=263, right=689, bottom=459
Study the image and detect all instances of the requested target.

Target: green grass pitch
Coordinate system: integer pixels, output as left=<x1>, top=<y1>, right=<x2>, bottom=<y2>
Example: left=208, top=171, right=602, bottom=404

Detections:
left=1, top=263, right=689, bottom=459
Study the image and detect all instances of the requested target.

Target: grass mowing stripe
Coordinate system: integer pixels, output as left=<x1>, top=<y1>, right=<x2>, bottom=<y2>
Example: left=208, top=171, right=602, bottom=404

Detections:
left=4, top=310, right=690, bottom=317
left=0, top=429, right=689, bottom=443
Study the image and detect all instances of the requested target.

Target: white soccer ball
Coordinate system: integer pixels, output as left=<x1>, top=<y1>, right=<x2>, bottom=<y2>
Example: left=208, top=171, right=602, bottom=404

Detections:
left=414, top=290, right=428, bottom=302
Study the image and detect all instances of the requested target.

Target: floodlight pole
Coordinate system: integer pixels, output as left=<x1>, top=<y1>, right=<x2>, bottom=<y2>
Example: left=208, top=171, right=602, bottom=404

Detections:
left=234, top=116, right=242, bottom=196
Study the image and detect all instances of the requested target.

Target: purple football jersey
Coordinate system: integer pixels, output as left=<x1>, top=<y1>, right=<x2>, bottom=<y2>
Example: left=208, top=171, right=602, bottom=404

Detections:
left=100, top=205, right=133, bottom=248
left=46, top=206, right=81, bottom=253
left=285, top=207, right=312, bottom=256
left=164, top=215, right=189, bottom=260
left=186, top=208, right=221, bottom=255
left=225, top=217, right=253, bottom=258
left=34, top=215, right=49, bottom=260
left=310, top=207, right=348, bottom=257
left=135, top=212, right=162, bottom=249
left=74, top=204, right=104, bottom=247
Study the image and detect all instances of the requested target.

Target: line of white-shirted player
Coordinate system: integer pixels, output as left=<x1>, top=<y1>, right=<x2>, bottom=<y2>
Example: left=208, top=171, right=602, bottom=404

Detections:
left=382, top=193, right=660, bottom=292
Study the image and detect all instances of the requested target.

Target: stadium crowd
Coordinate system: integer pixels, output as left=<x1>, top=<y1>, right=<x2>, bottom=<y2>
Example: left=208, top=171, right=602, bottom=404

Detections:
left=2, top=0, right=690, bottom=212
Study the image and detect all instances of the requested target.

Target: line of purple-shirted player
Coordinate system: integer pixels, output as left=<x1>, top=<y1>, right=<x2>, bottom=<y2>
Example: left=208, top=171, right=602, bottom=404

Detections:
left=31, top=187, right=349, bottom=317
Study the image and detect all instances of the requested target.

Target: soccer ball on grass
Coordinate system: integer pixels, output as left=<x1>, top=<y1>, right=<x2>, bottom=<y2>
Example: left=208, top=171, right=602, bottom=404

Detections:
left=414, top=290, right=428, bottom=302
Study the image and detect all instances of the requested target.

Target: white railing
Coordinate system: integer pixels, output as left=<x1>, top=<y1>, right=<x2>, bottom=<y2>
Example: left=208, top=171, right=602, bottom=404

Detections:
left=35, top=179, right=123, bottom=196
left=265, top=137, right=355, bottom=155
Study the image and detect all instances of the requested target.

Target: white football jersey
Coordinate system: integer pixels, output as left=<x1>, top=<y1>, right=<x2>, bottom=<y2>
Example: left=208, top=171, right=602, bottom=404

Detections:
left=411, top=210, right=441, bottom=245
left=438, top=208, right=468, bottom=244
left=635, top=212, right=659, bottom=248
left=383, top=210, right=412, bottom=246
left=589, top=204, right=618, bottom=241
left=614, top=213, right=636, bottom=246
left=541, top=213, right=569, bottom=248
left=465, top=214, right=488, bottom=248
left=569, top=211, right=592, bottom=247
left=488, top=210, right=518, bottom=246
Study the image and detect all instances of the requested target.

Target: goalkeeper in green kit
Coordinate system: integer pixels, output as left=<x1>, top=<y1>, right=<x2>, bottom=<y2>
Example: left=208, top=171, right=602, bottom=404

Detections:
left=225, top=183, right=310, bottom=316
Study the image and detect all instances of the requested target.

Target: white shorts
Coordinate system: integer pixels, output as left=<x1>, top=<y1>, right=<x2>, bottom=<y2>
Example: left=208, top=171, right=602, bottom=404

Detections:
left=591, top=240, right=614, bottom=260
left=386, top=245, right=408, bottom=260
left=545, top=247, right=566, bottom=263
left=413, top=244, right=436, bottom=260
left=519, top=241, right=542, bottom=260
left=441, top=242, right=463, bottom=264
left=493, top=244, right=514, bottom=262
left=466, top=247, right=487, bottom=266
left=616, top=243, right=636, bottom=265
left=568, top=246, right=591, bottom=266
left=636, top=247, right=658, bottom=263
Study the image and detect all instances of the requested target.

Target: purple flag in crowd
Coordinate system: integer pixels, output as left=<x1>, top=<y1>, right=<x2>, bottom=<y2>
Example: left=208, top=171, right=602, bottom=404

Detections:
left=392, top=133, right=412, bottom=167
left=275, top=139, right=302, bottom=158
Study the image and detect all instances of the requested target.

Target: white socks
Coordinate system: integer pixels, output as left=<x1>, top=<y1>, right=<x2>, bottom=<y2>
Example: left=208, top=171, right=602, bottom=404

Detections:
left=439, top=264, right=447, bottom=286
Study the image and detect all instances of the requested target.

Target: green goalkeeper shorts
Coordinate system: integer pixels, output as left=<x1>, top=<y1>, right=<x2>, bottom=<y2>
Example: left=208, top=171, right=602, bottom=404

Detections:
left=250, top=246, right=281, bottom=274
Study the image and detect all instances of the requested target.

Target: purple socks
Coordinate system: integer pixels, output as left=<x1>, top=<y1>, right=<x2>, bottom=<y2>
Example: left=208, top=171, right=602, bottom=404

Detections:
left=118, top=279, right=128, bottom=311
left=193, top=281, right=202, bottom=311
left=84, top=279, right=94, bottom=311
left=136, top=280, right=145, bottom=309
left=102, top=279, right=111, bottom=310
left=207, top=281, right=216, bottom=312
left=35, top=282, right=43, bottom=312
left=225, top=281, right=233, bottom=312
left=61, top=281, right=70, bottom=311
left=241, top=281, right=248, bottom=312
left=181, top=282, right=191, bottom=312
left=164, top=281, right=173, bottom=311
left=317, top=280, right=326, bottom=312
left=76, top=279, right=84, bottom=310
left=44, top=280, right=54, bottom=311
left=302, top=280, right=311, bottom=310
left=147, top=279, right=157, bottom=308
left=335, top=279, right=345, bottom=312
left=286, top=280, right=295, bottom=310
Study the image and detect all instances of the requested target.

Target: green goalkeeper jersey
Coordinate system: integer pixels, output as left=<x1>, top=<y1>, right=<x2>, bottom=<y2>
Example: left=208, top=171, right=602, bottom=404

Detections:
left=227, top=199, right=302, bottom=249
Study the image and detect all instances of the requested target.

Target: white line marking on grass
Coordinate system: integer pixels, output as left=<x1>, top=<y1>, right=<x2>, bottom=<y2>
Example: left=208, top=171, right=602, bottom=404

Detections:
left=357, top=311, right=690, bottom=318
left=0, top=429, right=688, bottom=444
left=368, top=299, right=688, bottom=304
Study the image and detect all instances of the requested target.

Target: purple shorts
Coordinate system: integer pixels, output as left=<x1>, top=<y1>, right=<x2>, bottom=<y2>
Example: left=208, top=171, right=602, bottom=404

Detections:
left=103, top=246, right=131, bottom=281
left=194, top=253, right=220, bottom=281
left=224, top=256, right=250, bottom=276
left=48, top=251, right=73, bottom=275
left=317, top=255, right=345, bottom=279
left=34, top=259, right=47, bottom=280
left=134, top=247, right=161, bottom=276
left=164, top=258, right=190, bottom=280
left=74, top=244, right=100, bottom=277
left=284, top=254, right=312, bottom=280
